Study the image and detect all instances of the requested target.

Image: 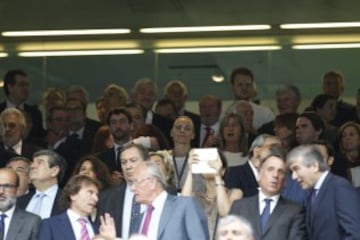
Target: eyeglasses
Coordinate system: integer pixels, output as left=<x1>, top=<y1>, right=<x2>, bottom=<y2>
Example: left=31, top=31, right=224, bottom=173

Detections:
left=128, top=177, right=151, bottom=187
left=0, top=184, right=17, bottom=190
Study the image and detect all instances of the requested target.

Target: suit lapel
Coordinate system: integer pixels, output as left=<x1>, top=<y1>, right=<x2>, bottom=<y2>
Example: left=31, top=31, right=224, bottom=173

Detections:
left=263, top=197, right=287, bottom=236
left=57, top=213, right=76, bottom=240
left=157, top=195, right=176, bottom=239
left=7, top=208, right=24, bottom=240
left=249, top=195, right=262, bottom=239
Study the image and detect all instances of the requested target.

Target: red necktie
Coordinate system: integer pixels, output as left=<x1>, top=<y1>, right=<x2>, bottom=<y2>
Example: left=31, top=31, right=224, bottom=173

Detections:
left=201, top=127, right=213, bottom=147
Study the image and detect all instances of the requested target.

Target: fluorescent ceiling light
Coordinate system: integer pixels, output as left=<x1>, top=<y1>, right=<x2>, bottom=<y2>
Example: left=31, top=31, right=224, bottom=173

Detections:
left=281, top=22, right=360, bottom=29
left=2, top=29, right=131, bottom=37
left=0, top=53, right=8, bottom=57
left=155, top=46, right=281, bottom=53
left=140, top=25, right=271, bottom=33
left=18, top=49, right=144, bottom=57
left=292, top=43, right=360, bottom=49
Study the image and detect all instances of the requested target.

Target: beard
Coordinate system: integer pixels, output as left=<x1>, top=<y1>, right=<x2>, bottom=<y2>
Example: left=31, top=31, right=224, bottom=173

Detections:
left=0, top=194, right=16, bottom=212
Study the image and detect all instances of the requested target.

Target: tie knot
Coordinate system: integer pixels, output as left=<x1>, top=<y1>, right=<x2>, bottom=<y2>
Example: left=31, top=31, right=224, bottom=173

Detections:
left=36, top=192, right=46, bottom=199
left=147, top=205, right=154, bottom=213
left=264, top=198, right=272, bottom=205
left=70, top=132, right=79, bottom=138
left=205, top=127, right=212, bottom=133
left=0, top=214, right=6, bottom=221
left=78, top=218, right=87, bottom=226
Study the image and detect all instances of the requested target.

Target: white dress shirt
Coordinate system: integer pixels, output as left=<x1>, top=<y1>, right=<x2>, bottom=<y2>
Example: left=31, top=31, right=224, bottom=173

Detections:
left=140, top=191, right=167, bottom=240
left=258, top=190, right=280, bottom=215
left=1, top=204, right=15, bottom=240
left=67, top=209, right=95, bottom=239
left=5, top=140, right=22, bottom=155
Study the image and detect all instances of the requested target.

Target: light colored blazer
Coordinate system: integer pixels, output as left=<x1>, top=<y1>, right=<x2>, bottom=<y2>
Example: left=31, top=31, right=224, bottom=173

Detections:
left=7, top=207, right=41, bottom=240
left=157, top=194, right=209, bottom=240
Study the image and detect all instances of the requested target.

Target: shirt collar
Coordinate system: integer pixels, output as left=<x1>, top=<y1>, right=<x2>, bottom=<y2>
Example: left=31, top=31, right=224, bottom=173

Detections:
left=36, top=184, right=59, bottom=196
left=258, top=190, right=280, bottom=203
left=314, top=171, right=329, bottom=191
left=6, top=100, right=24, bottom=110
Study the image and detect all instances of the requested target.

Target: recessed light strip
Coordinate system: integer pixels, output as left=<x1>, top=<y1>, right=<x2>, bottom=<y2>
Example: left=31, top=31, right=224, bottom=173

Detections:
left=140, top=25, right=271, bottom=33
left=155, top=46, right=281, bottom=53
left=18, top=49, right=144, bottom=57
left=292, top=43, right=360, bottom=49
left=2, top=29, right=131, bottom=37
left=0, top=53, right=8, bottom=57
left=281, top=22, right=360, bottom=29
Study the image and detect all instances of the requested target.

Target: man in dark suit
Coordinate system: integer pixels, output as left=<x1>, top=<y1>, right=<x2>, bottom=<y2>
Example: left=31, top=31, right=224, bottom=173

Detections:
left=131, top=78, right=174, bottom=146
left=230, top=152, right=306, bottom=240
left=39, top=175, right=100, bottom=240
left=0, top=168, right=41, bottom=240
left=287, top=144, right=360, bottom=239
left=17, top=149, right=67, bottom=219
left=66, top=85, right=102, bottom=133
left=131, top=161, right=209, bottom=239
left=0, top=69, right=44, bottom=139
left=97, top=143, right=150, bottom=239
left=225, top=134, right=280, bottom=197
left=0, top=108, right=41, bottom=160
left=65, top=97, right=96, bottom=155
left=164, top=80, right=201, bottom=147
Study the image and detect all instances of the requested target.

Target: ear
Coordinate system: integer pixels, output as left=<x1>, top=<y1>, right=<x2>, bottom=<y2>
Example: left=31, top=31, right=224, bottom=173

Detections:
left=327, top=157, right=334, bottom=167
left=51, top=165, right=60, bottom=178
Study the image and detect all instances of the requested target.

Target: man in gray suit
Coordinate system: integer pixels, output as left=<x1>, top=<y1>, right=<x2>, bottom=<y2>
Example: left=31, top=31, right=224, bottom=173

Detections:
left=130, top=161, right=209, bottom=240
left=230, top=151, right=307, bottom=240
left=0, top=168, right=40, bottom=240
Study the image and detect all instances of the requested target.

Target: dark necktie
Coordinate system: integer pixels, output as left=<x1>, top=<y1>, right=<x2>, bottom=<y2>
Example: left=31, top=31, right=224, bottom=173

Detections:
left=201, top=127, right=213, bottom=147
left=0, top=213, right=7, bottom=239
left=129, top=196, right=141, bottom=234
left=260, top=198, right=272, bottom=233
left=115, top=146, right=122, bottom=171
left=7, top=146, right=15, bottom=153
left=70, top=132, right=79, bottom=139
left=141, top=205, right=154, bottom=236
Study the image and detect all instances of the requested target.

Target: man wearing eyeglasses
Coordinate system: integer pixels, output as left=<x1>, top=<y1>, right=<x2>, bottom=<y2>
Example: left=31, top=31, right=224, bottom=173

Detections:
left=0, top=168, right=41, bottom=239
left=130, top=161, right=209, bottom=240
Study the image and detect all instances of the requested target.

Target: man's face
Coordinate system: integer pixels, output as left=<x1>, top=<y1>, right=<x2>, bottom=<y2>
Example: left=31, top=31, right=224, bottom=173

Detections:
left=0, top=170, right=17, bottom=211
left=66, top=100, right=85, bottom=126
left=323, top=77, right=343, bottom=99
left=70, top=183, right=98, bottom=216
left=47, top=109, right=70, bottom=135
left=316, top=99, right=337, bottom=123
left=199, top=98, right=221, bottom=126
left=235, top=102, right=253, bottom=129
left=126, top=107, right=145, bottom=134
left=120, top=147, right=145, bottom=181
left=165, top=84, right=186, bottom=111
left=8, top=74, right=29, bottom=103
left=258, top=156, right=286, bottom=196
left=276, top=92, right=299, bottom=114
left=231, top=74, right=255, bottom=100
left=133, top=83, right=156, bottom=111
left=130, top=166, right=154, bottom=205
left=155, top=104, right=177, bottom=120
left=217, top=221, right=253, bottom=240
left=289, top=157, right=318, bottom=189
left=7, top=160, right=30, bottom=196
left=296, top=117, right=320, bottom=144
left=109, top=113, right=132, bottom=143
left=30, top=155, right=58, bottom=183
left=1, top=113, right=24, bottom=146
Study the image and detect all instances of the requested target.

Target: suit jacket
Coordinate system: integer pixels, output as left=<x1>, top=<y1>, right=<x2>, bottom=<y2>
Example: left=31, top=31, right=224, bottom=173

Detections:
left=16, top=188, right=64, bottom=217
left=156, top=194, right=209, bottom=240
left=97, top=183, right=126, bottom=237
left=0, top=101, right=45, bottom=139
left=0, top=142, right=41, bottom=161
left=151, top=113, right=174, bottom=148
left=307, top=173, right=360, bottom=240
left=230, top=195, right=307, bottom=240
left=6, top=207, right=41, bottom=240
left=38, top=212, right=98, bottom=240
left=85, top=117, right=102, bottom=133
left=225, top=161, right=259, bottom=197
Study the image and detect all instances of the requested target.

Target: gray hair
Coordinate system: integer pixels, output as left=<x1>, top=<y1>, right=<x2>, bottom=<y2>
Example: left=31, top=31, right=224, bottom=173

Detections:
left=0, top=108, right=26, bottom=129
left=276, top=84, right=301, bottom=102
left=248, top=134, right=276, bottom=158
left=164, top=80, right=188, bottom=96
left=286, top=144, right=329, bottom=172
left=131, top=78, right=158, bottom=96
left=66, top=85, right=89, bottom=105
left=143, top=161, right=168, bottom=189
left=216, top=215, right=254, bottom=239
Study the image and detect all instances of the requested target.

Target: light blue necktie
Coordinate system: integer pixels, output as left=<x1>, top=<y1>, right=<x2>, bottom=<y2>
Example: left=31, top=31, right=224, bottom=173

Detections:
left=260, top=198, right=272, bottom=233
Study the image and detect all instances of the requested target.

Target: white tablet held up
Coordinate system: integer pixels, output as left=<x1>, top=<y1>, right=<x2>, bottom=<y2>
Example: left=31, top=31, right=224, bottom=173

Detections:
left=191, top=148, right=218, bottom=174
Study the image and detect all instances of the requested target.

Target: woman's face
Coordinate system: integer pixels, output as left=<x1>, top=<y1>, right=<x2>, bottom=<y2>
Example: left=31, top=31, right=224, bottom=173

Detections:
left=341, top=125, right=360, bottom=152
left=79, top=160, right=97, bottom=179
left=150, top=155, right=167, bottom=177
left=171, top=118, right=194, bottom=144
left=222, top=117, right=242, bottom=143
